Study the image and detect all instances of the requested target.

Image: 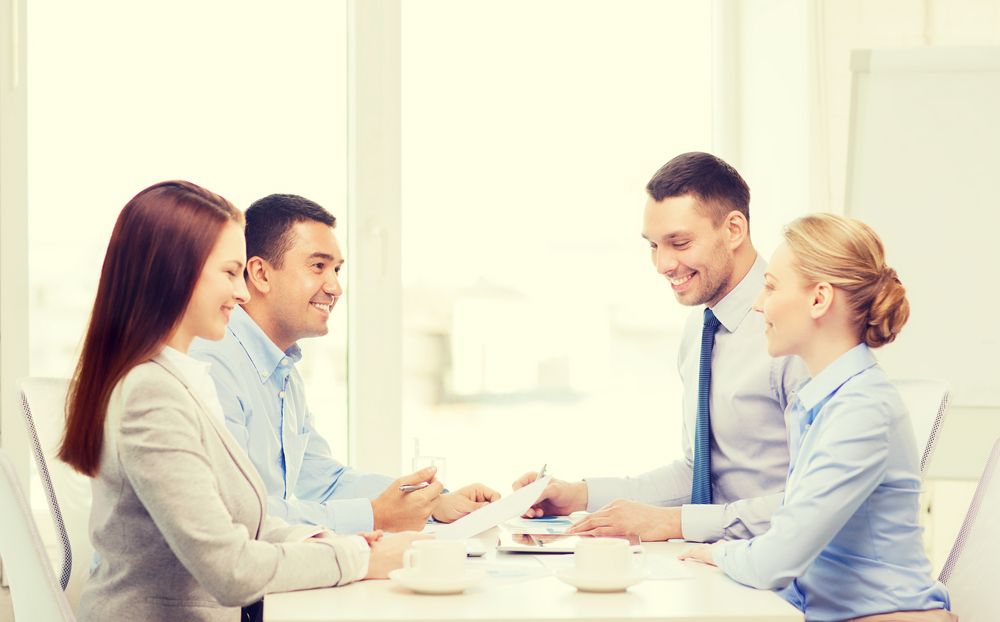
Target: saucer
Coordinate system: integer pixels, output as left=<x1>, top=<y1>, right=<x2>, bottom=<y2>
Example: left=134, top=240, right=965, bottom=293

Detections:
left=555, top=568, right=650, bottom=592
left=388, top=568, right=486, bottom=595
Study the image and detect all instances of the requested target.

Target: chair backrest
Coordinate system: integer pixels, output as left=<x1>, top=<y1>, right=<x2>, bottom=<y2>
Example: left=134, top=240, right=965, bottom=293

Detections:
left=939, top=438, right=1000, bottom=621
left=0, top=448, right=76, bottom=621
left=892, top=378, right=950, bottom=475
left=17, top=377, right=93, bottom=610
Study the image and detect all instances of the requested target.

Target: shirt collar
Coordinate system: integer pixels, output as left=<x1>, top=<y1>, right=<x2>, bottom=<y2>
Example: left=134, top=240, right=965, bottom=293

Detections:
left=796, top=343, right=877, bottom=412
left=227, top=305, right=303, bottom=383
left=159, top=345, right=212, bottom=379
left=708, top=253, right=767, bottom=333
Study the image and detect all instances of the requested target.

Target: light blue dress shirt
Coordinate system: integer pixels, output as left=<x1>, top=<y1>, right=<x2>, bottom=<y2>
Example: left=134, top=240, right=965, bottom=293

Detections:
left=586, top=255, right=810, bottom=542
left=190, top=306, right=393, bottom=534
left=713, top=344, right=951, bottom=621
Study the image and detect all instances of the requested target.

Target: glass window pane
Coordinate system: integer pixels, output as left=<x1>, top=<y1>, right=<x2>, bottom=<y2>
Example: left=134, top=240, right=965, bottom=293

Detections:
left=401, top=1, right=712, bottom=486
left=28, top=1, right=350, bottom=456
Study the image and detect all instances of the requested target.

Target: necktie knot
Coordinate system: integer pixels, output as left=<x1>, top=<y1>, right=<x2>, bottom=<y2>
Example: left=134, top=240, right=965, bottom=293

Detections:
left=703, top=307, right=721, bottom=332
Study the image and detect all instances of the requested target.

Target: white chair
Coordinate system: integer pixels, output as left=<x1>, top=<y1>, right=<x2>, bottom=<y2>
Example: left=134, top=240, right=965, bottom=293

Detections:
left=0, top=448, right=76, bottom=621
left=17, top=377, right=93, bottom=610
left=893, top=378, right=950, bottom=475
left=939, top=438, right=1000, bottom=621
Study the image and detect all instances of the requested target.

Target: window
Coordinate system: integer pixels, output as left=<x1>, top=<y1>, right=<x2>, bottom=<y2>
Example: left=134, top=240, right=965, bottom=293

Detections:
left=27, top=0, right=352, bottom=455
left=400, top=1, right=713, bottom=486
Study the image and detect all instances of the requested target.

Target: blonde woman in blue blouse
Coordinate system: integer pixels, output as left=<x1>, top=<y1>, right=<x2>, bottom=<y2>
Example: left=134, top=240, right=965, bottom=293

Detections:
left=679, top=214, right=954, bottom=622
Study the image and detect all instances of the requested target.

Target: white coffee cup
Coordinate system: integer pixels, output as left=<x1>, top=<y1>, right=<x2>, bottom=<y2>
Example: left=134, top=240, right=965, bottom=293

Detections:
left=403, top=539, right=466, bottom=577
left=573, top=537, right=644, bottom=577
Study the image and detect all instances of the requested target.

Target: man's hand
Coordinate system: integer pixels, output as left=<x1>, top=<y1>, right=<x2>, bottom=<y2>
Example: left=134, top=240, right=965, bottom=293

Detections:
left=567, top=500, right=682, bottom=541
left=365, top=531, right=431, bottom=579
left=431, top=483, right=501, bottom=523
left=371, top=467, right=444, bottom=531
left=677, top=543, right=720, bottom=567
left=512, top=471, right=588, bottom=517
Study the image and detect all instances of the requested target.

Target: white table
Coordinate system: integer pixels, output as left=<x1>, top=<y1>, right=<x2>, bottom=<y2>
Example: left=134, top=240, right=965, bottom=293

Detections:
left=265, top=536, right=803, bottom=622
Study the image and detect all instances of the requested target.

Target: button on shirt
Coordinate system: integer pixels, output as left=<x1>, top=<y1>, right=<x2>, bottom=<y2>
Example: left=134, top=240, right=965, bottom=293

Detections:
left=586, top=255, right=809, bottom=542
left=713, top=344, right=951, bottom=621
left=190, top=306, right=393, bottom=534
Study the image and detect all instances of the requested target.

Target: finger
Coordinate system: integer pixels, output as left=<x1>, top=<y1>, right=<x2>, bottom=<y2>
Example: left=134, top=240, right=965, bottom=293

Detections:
left=479, top=486, right=501, bottom=502
left=566, top=512, right=608, bottom=533
left=511, top=471, right=537, bottom=490
left=397, top=466, right=437, bottom=486
left=412, top=480, right=445, bottom=502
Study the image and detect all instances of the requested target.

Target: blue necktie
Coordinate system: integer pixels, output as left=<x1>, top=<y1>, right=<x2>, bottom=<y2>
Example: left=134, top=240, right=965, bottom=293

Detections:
left=691, top=307, right=721, bottom=505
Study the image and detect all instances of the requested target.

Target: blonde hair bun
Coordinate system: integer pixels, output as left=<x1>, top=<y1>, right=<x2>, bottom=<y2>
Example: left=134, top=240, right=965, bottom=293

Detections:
left=783, top=214, right=909, bottom=348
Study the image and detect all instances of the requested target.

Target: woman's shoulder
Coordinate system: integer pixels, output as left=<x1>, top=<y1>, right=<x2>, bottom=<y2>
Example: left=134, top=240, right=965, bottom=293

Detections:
left=118, top=357, right=197, bottom=413
left=833, top=365, right=904, bottom=423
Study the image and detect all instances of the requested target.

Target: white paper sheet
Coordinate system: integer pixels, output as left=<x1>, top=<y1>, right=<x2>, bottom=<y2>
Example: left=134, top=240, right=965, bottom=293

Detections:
left=432, top=476, right=552, bottom=540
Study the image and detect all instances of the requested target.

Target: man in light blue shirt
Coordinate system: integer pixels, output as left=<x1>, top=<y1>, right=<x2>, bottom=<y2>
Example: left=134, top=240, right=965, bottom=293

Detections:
left=515, top=152, right=809, bottom=542
left=191, top=194, right=498, bottom=534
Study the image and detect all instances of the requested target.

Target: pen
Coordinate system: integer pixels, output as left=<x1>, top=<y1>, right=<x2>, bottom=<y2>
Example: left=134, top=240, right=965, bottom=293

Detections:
left=537, top=463, right=547, bottom=479
left=399, top=482, right=431, bottom=493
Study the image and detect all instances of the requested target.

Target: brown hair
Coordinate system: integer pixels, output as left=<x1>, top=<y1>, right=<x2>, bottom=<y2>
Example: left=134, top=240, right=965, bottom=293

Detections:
left=645, top=152, right=750, bottom=225
left=59, top=181, right=243, bottom=476
left=783, top=213, right=909, bottom=348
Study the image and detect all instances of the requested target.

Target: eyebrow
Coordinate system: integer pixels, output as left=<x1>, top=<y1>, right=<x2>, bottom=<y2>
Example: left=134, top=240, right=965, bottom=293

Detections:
left=306, top=252, right=344, bottom=265
left=641, top=231, right=692, bottom=242
left=764, top=271, right=778, bottom=281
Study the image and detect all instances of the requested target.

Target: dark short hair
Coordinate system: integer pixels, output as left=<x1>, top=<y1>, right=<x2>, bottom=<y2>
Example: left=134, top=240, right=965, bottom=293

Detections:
left=645, top=152, right=750, bottom=224
left=245, top=194, right=337, bottom=268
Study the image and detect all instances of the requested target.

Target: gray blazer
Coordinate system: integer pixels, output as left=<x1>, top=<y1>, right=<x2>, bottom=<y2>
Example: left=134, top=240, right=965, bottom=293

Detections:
left=78, top=352, right=367, bottom=622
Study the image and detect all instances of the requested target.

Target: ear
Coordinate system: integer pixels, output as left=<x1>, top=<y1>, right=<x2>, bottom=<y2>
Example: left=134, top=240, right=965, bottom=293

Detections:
left=724, top=210, right=749, bottom=250
left=809, top=282, right=834, bottom=319
left=245, top=256, right=272, bottom=295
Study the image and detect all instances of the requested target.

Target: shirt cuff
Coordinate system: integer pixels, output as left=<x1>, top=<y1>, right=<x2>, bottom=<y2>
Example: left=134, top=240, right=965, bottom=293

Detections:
left=315, top=533, right=371, bottom=585
left=583, top=477, right=624, bottom=512
left=711, top=540, right=731, bottom=568
left=328, top=498, right=378, bottom=534
left=680, top=503, right=726, bottom=543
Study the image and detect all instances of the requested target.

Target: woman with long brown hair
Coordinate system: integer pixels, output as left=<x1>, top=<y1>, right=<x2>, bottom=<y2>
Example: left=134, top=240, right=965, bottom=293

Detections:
left=61, top=181, right=420, bottom=622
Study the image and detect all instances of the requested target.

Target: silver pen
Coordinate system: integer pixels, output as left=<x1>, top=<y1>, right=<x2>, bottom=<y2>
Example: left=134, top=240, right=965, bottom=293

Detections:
left=537, top=463, right=547, bottom=479
left=399, top=482, right=431, bottom=493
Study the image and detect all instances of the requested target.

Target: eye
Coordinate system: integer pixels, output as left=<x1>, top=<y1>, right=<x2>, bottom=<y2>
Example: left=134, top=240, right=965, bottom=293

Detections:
left=226, top=269, right=239, bottom=278
left=764, top=282, right=775, bottom=291
left=313, top=262, right=325, bottom=271
left=648, top=242, right=657, bottom=250
left=673, top=241, right=690, bottom=250
left=334, top=266, right=341, bottom=274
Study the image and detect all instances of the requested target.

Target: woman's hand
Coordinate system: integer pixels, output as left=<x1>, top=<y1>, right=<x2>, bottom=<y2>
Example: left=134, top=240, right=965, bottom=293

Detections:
left=364, top=531, right=431, bottom=579
left=677, top=543, right=720, bottom=567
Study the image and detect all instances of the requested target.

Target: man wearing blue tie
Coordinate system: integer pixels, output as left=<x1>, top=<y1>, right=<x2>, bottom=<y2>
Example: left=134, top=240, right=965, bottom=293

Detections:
left=515, top=152, right=809, bottom=543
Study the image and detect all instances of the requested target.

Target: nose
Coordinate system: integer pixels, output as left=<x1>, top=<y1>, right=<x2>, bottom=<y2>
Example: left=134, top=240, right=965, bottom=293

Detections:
left=324, top=272, right=343, bottom=298
left=653, top=248, right=679, bottom=275
left=235, top=275, right=251, bottom=305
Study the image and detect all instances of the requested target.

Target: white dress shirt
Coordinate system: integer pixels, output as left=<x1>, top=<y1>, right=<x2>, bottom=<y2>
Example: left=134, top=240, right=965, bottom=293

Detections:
left=585, top=254, right=810, bottom=542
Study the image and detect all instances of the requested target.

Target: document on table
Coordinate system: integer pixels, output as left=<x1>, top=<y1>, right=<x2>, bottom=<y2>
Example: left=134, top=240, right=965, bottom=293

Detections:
left=433, top=476, right=552, bottom=540
left=504, top=516, right=574, bottom=535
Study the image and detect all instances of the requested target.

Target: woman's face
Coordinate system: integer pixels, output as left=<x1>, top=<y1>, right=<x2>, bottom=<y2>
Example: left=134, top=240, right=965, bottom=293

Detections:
left=753, top=242, right=816, bottom=358
left=180, top=222, right=249, bottom=344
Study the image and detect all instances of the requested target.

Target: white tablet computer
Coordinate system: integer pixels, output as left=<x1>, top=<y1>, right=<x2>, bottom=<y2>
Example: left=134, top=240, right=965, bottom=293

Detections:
left=496, top=529, right=641, bottom=554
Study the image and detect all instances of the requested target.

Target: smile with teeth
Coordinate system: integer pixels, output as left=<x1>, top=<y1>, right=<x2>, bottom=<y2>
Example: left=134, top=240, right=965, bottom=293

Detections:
left=668, top=273, right=695, bottom=286
left=310, top=302, right=332, bottom=313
